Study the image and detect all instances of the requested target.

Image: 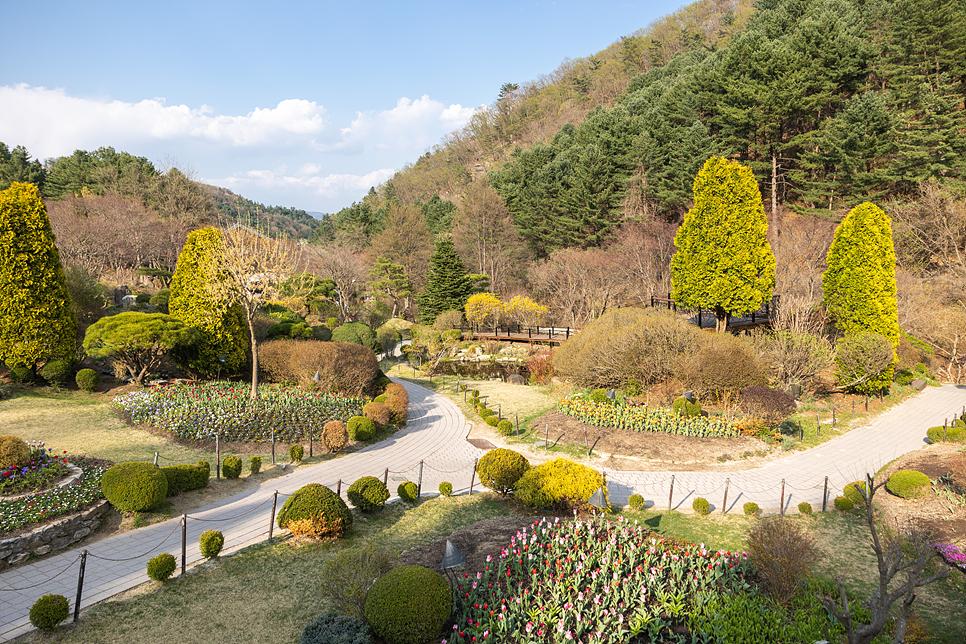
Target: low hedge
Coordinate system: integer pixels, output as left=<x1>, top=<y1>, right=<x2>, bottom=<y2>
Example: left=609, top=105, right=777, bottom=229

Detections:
left=886, top=469, right=931, bottom=499
left=161, top=461, right=210, bottom=495
left=926, top=423, right=966, bottom=443
left=101, top=462, right=168, bottom=512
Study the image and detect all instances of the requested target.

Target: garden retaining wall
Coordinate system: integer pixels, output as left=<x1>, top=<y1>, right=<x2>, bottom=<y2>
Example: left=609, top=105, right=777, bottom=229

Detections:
left=0, top=500, right=109, bottom=570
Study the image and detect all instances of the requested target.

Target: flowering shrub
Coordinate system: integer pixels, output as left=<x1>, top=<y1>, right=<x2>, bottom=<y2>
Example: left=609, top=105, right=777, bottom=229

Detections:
left=0, top=442, right=71, bottom=495
left=0, top=455, right=114, bottom=532
left=447, top=514, right=750, bottom=643
left=112, top=381, right=366, bottom=442
left=559, top=398, right=739, bottom=438
left=935, top=543, right=966, bottom=571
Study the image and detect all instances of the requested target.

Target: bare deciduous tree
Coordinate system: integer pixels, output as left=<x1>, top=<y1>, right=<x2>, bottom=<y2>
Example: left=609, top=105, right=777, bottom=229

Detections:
left=307, top=245, right=368, bottom=321
left=530, top=247, right=624, bottom=326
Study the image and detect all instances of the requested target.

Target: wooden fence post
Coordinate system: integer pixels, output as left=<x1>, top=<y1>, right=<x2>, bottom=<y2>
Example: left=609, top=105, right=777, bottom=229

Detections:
left=722, top=478, right=730, bottom=515
left=268, top=491, right=278, bottom=540
left=822, top=477, right=829, bottom=512
left=469, top=458, right=478, bottom=495
left=780, top=479, right=786, bottom=516
left=417, top=460, right=424, bottom=498
left=668, top=475, right=675, bottom=511
left=73, top=550, right=87, bottom=623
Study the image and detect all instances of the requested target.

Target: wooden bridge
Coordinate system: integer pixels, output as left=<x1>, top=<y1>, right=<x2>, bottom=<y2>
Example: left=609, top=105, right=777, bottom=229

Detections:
left=649, top=294, right=780, bottom=331
left=465, top=323, right=576, bottom=346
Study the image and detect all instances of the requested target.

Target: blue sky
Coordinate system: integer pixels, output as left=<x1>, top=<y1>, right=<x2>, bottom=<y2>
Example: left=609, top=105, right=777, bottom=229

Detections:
left=1, top=0, right=690, bottom=215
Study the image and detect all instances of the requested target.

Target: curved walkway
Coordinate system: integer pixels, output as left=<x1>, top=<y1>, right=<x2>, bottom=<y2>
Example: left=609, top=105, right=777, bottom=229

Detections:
left=1, top=382, right=964, bottom=641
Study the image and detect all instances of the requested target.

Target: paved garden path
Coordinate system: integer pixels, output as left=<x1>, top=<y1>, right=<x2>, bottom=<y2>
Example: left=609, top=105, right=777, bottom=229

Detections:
left=2, top=382, right=964, bottom=641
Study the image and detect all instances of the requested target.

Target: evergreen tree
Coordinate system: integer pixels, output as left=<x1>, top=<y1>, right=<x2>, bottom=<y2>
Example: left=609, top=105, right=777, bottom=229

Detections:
left=822, top=201, right=899, bottom=392
left=168, top=227, right=248, bottom=378
left=0, top=143, right=45, bottom=192
left=417, top=238, right=474, bottom=326
left=0, top=182, right=76, bottom=369
left=670, top=157, right=776, bottom=332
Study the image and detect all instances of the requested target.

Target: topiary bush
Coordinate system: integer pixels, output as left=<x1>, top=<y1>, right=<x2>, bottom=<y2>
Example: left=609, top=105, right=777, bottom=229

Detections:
left=199, top=529, right=224, bottom=558
left=364, top=565, right=451, bottom=644
left=277, top=483, right=352, bottom=538
left=926, top=424, right=966, bottom=443
left=332, top=321, right=379, bottom=352
left=671, top=396, right=702, bottom=417
left=485, top=414, right=500, bottom=427
left=290, top=444, right=305, bottom=463
left=347, top=476, right=390, bottom=512
left=886, top=469, right=931, bottom=499
left=439, top=482, right=452, bottom=496
left=628, top=493, right=645, bottom=509
left=363, top=401, right=392, bottom=429
left=476, top=448, right=531, bottom=495
left=692, top=497, right=711, bottom=515
left=147, top=553, right=176, bottom=581
left=347, top=416, right=376, bottom=441
left=9, top=365, right=35, bottom=384
left=0, top=434, right=30, bottom=468
left=323, top=420, right=348, bottom=453
left=161, top=461, right=210, bottom=495
left=515, top=458, right=607, bottom=511
left=397, top=481, right=418, bottom=503
left=75, top=368, right=99, bottom=392
left=222, top=455, right=242, bottom=479
left=384, top=395, right=408, bottom=424
left=39, top=359, right=71, bottom=387
left=590, top=388, right=610, bottom=404
left=250, top=455, right=262, bottom=475
left=29, top=594, right=70, bottom=630
left=743, top=502, right=760, bottom=517
left=300, top=611, right=372, bottom=644
left=101, top=461, right=168, bottom=512
left=798, top=502, right=813, bottom=515
left=496, top=419, right=514, bottom=436
left=834, top=495, right=854, bottom=511
left=843, top=480, right=867, bottom=505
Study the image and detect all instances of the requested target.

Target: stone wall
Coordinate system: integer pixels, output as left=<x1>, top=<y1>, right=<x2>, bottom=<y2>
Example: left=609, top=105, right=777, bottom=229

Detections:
left=0, top=500, right=109, bottom=570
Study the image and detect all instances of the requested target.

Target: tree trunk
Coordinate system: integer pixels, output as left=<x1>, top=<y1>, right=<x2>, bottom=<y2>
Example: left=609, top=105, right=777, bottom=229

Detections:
left=714, top=307, right=730, bottom=333
left=247, top=314, right=259, bottom=399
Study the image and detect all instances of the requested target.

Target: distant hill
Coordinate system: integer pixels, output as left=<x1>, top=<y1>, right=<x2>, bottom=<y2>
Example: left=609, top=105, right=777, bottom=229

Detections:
left=202, top=184, right=320, bottom=240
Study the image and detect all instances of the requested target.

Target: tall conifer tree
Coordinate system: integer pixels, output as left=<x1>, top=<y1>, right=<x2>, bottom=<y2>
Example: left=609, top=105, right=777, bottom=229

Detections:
left=417, top=238, right=474, bottom=326
left=0, top=182, right=76, bottom=369
left=168, top=227, right=248, bottom=378
left=671, top=157, right=776, bottom=332
left=822, top=202, right=899, bottom=392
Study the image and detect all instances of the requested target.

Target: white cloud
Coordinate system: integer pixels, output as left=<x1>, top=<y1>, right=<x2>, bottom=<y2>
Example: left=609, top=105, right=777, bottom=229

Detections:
left=0, top=84, right=330, bottom=158
left=211, top=166, right=397, bottom=199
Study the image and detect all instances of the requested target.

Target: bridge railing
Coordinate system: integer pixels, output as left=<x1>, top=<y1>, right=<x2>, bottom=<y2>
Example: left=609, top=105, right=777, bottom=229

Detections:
left=464, top=323, right=575, bottom=341
left=649, top=294, right=780, bottom=329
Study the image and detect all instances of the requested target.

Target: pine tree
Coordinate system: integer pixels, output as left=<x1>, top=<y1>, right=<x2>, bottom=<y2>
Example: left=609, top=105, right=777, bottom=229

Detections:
left=822, top=202, right=899, bottom=392
left=0, top=182, right=76, bottom=369
left=417, top=238, right=474, bottom=326
left=670, top=157, right=776, bottom=332
left=168, top=227, right=248, bottom=378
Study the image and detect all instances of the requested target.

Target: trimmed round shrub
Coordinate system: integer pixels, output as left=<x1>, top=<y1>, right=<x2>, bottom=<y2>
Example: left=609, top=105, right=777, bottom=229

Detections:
left=886, top=469, right=931, bottom=499
left=478, top=407, right=495, bottom=418
left=364, top=566, right=451, bottom=644
left=590, top=388, right=610, bottom=404
left=290, top=444, right=305, bottom=463
left=628, top=493, right=645, bottom=509
left=485, top=414, right=500, bottom=427
left=496, top=419, right=514, bottom=436
left=323, top=420, right=349, bottom=453
left=146, top=552, right=177, bottom=582
left=384, top=395, right=408, bottom=424
left=844, top=480, right=867, bottom=505
left=515, top=458, right=606, bottom=511
left=300, top=611, right=372, bottom=644
left=743, top=502, right=760, bottom=517
left=199, top=529, right=224, bottom=558
left=438, top=482, right=452, bottom=496
left=277, top=483, right=352, bottom=538
left=834, top=495, right=855, bottom=511
left=0, top=434, right=30, bottom=468
left=363, top=401, right=392, bottom=428
left=798, top=502, right=813, bottom=515
left=347, top=476, right=390, bottom=512
left=29, top=594, right=70, bottom=630
left=9, top=365, right=34, bottom=384
left=671, top=396, right=702, bottom=417
left=476, top=448, right=531, bottom=495
left=397, top=481, right=418, bottom=503
left=471, top=389, right=480, bottom=397
left=926, top=424, right=966, bottom=443
left=692, top=497, right=711, bottom=515
left=250, top=455, right=262, bottom=475
left=374, top=394, right=388, bottom=403
left=75, top=368, right=100, bottom=392
left=222, top=455, right=242, bottom=479
left=101, top=461, right=168, bottom=512
left=39, top=360, right=71, bottom=387
left=347, top=416, right=376, bottom=441
left=332, top=321, right=378, bottom=352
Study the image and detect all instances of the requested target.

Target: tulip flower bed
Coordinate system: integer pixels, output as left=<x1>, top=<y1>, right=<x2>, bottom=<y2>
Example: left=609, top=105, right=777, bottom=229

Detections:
left=112, top=382, right=367, bottom=442
left=446, top=514, right=751, bottom=643
left=0, top=455, right=114, bottom=532
left=0, top=441, right=71, bottom=496
left=558, top=398, right=740, bottom=438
